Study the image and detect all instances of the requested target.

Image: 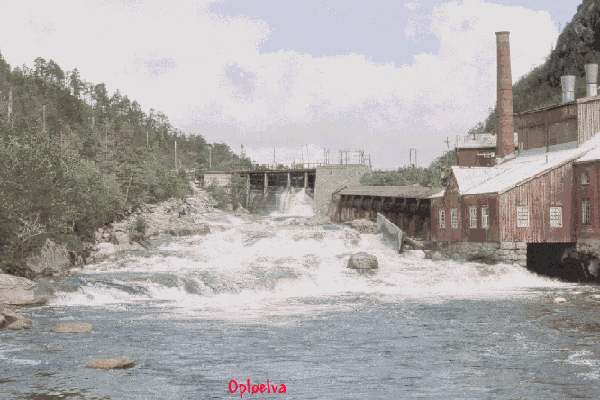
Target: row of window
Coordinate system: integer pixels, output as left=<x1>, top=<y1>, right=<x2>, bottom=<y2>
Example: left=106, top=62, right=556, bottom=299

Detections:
left=439, top=207, right=489, bottom=229
left=439, top=206, right=563, bottom=229
left=517, top=206, right=563, bottom=228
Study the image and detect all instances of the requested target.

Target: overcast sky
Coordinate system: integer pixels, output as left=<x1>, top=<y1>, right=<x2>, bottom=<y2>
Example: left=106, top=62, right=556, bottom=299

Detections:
left=0, top=0, right=581, bottom=169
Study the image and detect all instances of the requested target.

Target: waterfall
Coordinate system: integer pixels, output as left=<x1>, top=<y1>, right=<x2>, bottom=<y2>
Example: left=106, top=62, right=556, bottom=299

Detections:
left=246, top=186, right=314, bottom=216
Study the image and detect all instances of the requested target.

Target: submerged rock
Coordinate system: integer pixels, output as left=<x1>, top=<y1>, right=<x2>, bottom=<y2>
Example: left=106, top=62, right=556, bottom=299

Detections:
left=554, top=297, right=567, bottom=304
left=85, top=356, right=136, bottom=370
left=307, top=215, right=331, bottom=226
left=347, top=252, right=378, bottom=269
left=424, top=251, right=445, bottom=261
left=51, top=323, right=93, bottom=333
left=165, top=222, right=210, bottom=237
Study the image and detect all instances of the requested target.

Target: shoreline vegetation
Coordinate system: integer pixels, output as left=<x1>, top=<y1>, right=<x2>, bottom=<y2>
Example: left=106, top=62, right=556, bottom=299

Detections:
left=0, top=51, right=252, bottom=279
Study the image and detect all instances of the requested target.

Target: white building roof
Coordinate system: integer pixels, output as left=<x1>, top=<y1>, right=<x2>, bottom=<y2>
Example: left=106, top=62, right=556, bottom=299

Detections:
left=451, top=134, right=600, bottom=196
left=454, top=132, right=518, bottom=149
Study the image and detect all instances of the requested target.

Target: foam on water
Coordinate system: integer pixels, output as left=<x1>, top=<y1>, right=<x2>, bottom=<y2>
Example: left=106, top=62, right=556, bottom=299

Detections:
left=50, top=211, right=574, bottom=319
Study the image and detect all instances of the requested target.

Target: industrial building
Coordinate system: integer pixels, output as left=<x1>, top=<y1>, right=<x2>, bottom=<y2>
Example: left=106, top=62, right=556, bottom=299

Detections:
left=431, top=31, right=600, bottom=280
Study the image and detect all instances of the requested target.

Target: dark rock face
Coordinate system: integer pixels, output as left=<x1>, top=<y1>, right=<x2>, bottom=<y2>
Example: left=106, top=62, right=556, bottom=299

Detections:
left=85, top=356, right=136, bottom=370
left=347, top=252, right=379, bottom=269
left=482, top=0, right=600, bottom=129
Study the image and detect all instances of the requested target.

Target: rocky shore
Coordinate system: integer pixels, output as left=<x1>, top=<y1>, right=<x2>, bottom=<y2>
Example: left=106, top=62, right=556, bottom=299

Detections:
left=0, top=185, right=237, bottom=329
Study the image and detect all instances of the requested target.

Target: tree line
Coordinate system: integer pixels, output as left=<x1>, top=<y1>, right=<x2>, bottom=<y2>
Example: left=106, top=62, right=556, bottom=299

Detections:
left=360, top=150, right=457, bottom=188
left=0, top=51, right=252, bottom=276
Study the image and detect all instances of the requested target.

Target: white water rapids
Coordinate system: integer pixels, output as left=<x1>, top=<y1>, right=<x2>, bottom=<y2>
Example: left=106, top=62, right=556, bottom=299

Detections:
left=49, top=189, right=571, bottom=320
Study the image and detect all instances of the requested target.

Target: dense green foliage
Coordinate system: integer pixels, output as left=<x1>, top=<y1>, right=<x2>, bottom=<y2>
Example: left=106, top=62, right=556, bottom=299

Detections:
left=360, top=150, right=457, bottom=187
left=204, top=173, right=248, bottom=210
left=0, top=51, right=251, bottom=275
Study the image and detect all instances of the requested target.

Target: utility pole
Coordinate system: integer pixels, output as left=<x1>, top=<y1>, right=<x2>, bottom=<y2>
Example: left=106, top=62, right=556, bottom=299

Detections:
left=174, top=141, right=177, bottom=171
left=42, top=105, right=46, bottom=132
left=208, top=145, right=212, bottom=170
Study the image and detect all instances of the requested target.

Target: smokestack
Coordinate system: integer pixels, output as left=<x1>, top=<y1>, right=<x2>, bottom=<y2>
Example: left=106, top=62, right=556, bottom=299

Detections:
left=495, top=31, right=514, bottom=158
left=585, top=64, right=598, bottom=97
left=561, top=76, right=576, bottom=103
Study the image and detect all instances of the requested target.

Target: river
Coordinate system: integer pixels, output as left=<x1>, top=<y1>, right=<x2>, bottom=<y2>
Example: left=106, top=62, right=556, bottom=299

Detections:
left=2, top=191, right=600, bottom=399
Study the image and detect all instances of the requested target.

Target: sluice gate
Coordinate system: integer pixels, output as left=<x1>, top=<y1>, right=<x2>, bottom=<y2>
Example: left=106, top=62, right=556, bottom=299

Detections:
left=242, top=169, right=316, bottom=215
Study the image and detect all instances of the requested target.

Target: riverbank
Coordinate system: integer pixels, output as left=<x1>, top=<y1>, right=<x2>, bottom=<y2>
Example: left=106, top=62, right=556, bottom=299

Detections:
left=0, top=185, right=237, bottom=312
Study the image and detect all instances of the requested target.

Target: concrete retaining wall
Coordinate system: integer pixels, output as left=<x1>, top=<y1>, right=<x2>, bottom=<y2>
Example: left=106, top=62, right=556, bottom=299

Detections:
left=377, top=213, right=404, bottom=253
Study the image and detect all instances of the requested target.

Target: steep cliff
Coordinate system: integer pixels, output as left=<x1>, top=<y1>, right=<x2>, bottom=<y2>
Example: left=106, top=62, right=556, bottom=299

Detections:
left=478, top=0, right=600, bottom=133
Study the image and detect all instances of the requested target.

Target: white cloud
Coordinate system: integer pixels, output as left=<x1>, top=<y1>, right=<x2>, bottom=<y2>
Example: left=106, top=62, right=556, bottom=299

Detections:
left=0, top=0, right=559, bottom=168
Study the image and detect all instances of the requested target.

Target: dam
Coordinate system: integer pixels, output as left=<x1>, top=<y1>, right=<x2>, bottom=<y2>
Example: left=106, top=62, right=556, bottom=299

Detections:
left=202, top=150, right=372, bottom=215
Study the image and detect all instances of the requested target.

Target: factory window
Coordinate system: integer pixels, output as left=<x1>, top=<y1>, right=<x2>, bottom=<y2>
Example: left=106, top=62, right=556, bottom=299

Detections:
left=550, top=206, right=563, bottom=228
left=482, top=207, right=489, bottom=228
left=439, top=210, right=446, bottom=229
left=582, top=199, right=591, bottom=225
left=581, top=171, right=590, bottom=185
left=469, top=206, right=477, bottom=228
left=451, top=208, right=458, bottom=229
left=517, top=206, right=529, bottom=228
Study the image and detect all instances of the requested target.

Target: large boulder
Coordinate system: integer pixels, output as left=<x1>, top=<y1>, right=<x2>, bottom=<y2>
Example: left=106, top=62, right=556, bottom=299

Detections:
left=0, top=274, right=36, bottom=305
left=113, top=232, right=130, bottom=245
left=26, top=239, right=71, bottom=277
left=345, top=219, right=378, bottom=234
left=307, top=215, right=331, bottom=226
left=347, top=252, right=378, bottom=269
left=234, top=206, right=250, bottom=215
left=51, top=323, right=93, bottom=333
left=92, top=242, right=119, bottom=262
left=85, top=356, right=136, bottom=370
left=1, top=308, right=32, bottom=330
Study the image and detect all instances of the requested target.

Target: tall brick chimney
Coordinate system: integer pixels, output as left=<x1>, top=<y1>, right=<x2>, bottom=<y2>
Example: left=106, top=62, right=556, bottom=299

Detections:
left=495, top=31, right=514, bottom=158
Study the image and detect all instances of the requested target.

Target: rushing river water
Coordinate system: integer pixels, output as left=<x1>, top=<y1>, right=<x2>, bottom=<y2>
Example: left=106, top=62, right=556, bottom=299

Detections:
left=3, top=193, right=600, bottom=399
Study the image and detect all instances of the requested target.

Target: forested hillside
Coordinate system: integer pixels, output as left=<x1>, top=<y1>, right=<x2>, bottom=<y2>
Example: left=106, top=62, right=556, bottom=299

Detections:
left=472, top=0, right=600, bottom=135
left=0, top=51, right=251, bottom=276
left=360, top=149, right=457, bottom=187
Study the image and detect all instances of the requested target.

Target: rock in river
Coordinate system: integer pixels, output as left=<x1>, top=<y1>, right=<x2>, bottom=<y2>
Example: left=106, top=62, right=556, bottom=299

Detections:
left=0, top=273, right=47, bottom=306
left=51, top=323, right=93, bottom=333
left=347, top=252, right=378, bottom=269
left=85, top=356, right=136, bottom=370
left=1, top=308, right=33, bottom=330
